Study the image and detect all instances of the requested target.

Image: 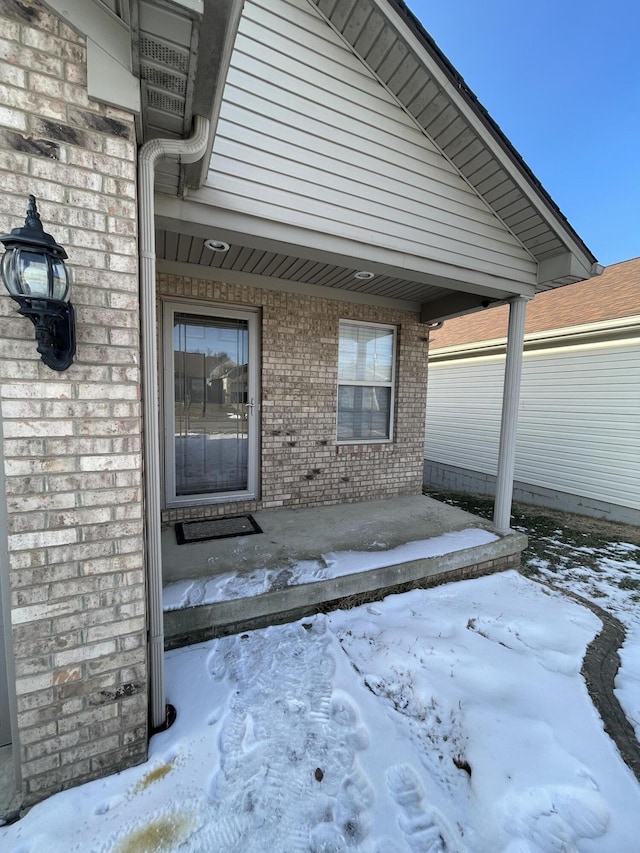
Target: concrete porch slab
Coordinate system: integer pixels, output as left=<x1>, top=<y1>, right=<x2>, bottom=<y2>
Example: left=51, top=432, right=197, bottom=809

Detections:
left=161, top=495, right=527, bottom=648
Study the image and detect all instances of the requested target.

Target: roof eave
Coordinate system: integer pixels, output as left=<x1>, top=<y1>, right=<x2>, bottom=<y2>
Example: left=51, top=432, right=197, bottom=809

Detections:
left=183, top=0, right=244, bottom=190
left=384, top=0, right=598, bottom=272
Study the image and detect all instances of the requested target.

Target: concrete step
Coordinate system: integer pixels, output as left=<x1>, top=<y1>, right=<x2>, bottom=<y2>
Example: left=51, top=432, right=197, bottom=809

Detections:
left=163, top=530, right=526, bottom=648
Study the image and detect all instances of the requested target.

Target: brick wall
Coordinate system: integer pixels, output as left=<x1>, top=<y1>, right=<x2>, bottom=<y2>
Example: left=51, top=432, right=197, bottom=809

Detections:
left=0, top=0, right=146, bottom=803
left=158, top=274, right=429, bottom=523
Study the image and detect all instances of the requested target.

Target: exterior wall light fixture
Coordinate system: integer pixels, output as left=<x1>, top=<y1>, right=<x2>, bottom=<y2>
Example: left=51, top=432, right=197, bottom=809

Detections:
left=0, top=195, right=75, bottom=371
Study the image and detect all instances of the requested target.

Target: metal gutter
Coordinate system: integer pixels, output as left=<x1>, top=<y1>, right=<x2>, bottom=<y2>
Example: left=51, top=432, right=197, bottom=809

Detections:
left=138, top=115, right=210, bottom=731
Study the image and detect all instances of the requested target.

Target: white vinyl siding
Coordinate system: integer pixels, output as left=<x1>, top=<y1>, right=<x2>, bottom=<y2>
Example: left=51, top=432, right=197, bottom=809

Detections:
left=424, top=340, right=640, bottom=511
left=425, top=355, right=504, bottom=475
left=205, top=0, right=535, bottom=285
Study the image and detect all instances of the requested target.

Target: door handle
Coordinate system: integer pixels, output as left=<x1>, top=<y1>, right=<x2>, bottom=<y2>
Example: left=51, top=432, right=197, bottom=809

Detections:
left=244, top=397, right=255, bottom=414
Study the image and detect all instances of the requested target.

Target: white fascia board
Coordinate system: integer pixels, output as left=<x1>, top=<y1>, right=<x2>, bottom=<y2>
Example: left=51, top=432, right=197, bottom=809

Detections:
left=86, top=39, right=140, bottom=114
left=44, top=0, right=140, bottom=114
left=371, top=0, right=596, bottom=272
left=189, top=0, right=245, bottom=189
left=156, top=194, right=538, bottom=300
left=537, top=252, right=604, bottom=286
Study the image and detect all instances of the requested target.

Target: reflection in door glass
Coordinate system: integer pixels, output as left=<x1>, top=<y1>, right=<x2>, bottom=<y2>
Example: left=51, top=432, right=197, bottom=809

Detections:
left=173, top=313, right=249, bottom=495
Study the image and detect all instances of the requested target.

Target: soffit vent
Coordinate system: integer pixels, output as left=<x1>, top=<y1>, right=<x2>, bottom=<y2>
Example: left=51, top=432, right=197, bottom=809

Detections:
left=141, top=65, right=187, bottom=96
left=139, top=34, right=190, bottom=119
left=139, top=35, right=190, bottom=74
left=147, top=88, right=185, bottom=116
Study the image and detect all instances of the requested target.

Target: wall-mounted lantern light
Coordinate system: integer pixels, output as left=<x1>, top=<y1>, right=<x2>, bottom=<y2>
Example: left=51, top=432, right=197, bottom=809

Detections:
left=0, top=195, right=75, bottom=371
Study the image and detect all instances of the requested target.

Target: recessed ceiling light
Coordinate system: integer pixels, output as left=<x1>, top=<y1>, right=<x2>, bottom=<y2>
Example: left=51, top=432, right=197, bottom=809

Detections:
left=204, top=239, right=230, bottom=253
left=354, top=270, right=374, bottom=280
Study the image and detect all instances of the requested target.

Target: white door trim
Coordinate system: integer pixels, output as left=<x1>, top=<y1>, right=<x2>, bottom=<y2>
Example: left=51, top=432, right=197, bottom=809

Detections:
left=162, top=301, right=260, bottom=507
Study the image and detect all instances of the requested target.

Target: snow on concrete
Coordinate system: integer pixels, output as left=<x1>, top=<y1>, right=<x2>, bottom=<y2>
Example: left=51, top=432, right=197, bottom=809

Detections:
left=162, top=527, right=499, bottom=611
left=3, top=570, right=639, bottom=852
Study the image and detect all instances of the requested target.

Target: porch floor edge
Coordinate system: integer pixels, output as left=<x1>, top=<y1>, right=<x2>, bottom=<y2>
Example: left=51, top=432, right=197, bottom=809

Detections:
left=164, top=531, right=527, bottom=649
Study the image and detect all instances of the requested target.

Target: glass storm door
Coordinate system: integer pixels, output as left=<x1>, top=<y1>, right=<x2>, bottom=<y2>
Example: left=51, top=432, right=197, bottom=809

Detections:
left=164, top=304, right=259, bottom=506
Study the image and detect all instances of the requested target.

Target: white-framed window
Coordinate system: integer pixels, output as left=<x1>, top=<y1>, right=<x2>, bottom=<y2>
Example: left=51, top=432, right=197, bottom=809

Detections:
left=337, top=320, right=396, bottom=443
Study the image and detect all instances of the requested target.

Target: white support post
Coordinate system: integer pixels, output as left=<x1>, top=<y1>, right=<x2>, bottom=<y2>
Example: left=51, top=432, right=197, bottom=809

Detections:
left=493, top=296, right=529, bottom=532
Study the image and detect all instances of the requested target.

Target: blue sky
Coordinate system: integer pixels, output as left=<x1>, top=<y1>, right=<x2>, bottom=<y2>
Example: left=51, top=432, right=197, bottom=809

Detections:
left=409, top=0, right=639, bottom=266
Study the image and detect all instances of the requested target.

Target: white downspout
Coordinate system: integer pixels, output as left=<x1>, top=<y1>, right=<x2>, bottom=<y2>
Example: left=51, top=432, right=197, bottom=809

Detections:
left=493, top=295, right=530, bottom=533
left=139, top=115, right=210, bottom=731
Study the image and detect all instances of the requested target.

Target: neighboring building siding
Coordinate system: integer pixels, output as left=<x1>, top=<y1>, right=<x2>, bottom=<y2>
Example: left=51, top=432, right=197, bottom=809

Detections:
left=0, top=1, right=146, bottom=804
left=425, top=355, right=504, bottom=476
left=205, top=0, right=535, bottom=287
left=158, top=273, right=428, bottom=524
left=424, top=337, right=640, bottom=521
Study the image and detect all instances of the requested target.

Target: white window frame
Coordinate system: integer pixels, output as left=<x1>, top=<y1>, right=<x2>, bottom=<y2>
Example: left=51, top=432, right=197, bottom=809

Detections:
left=336, top=319, right=397, bottom=445
left=162, top=301, right=260, bottom=507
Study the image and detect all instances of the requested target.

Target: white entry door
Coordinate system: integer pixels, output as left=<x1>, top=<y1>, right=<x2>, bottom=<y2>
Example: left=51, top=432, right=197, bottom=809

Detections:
left=164, top=303, right=259, bottom=506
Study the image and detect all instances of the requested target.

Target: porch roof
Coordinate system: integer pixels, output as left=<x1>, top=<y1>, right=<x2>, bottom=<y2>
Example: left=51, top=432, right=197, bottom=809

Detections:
left=85, top=0, right=601, bottom=320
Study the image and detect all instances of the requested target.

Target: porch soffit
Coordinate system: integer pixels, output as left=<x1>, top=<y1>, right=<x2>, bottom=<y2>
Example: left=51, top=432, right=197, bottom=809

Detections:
left=156, top=227, right=465, bottom=312
left=154, top=186, right=538, bottom=314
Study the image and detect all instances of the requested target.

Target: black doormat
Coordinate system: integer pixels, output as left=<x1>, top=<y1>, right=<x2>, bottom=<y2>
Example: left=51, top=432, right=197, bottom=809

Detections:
left=175, top=514, right=262, bottom=545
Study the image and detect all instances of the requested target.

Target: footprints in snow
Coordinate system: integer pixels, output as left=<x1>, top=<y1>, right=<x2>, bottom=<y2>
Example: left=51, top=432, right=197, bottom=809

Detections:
left=206, top=622, right=466, bottom=852
left=496, top=784, right=609, bottom=852
left=387, top=764, right=459, bottom=853
left=204, top=619, right=373, bottom=852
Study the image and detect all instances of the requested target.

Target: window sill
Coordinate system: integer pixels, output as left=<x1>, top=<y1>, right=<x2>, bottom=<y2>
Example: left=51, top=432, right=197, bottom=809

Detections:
left=336, top=441, right=395, bottom=453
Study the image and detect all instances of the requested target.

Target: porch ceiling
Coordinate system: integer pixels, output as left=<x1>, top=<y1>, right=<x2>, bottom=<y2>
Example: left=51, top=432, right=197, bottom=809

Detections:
left=155, top=227, right=511, bottom=314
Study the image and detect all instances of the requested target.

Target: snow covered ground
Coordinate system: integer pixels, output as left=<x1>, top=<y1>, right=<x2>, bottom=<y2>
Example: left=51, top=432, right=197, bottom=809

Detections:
left=3, top=549, right=640, bottom=851
left=523, top=534, right=640, bottom=746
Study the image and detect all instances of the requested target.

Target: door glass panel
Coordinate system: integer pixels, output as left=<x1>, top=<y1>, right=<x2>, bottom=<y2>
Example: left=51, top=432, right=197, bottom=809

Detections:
left=173, top=312, right=249, bottom=495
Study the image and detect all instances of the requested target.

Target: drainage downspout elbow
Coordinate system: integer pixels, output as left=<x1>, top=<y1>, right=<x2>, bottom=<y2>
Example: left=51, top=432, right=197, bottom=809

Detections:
left=139, top=115, right=210, bottom=732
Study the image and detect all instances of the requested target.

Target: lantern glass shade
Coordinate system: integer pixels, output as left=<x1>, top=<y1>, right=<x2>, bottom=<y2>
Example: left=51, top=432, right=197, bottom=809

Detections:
left=1, top=247, right=70, bottom=303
